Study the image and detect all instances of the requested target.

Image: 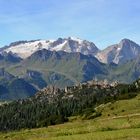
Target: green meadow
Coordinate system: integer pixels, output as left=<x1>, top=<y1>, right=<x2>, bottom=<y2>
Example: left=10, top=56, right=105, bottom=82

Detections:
left=1, top=94, right=140, bottom=140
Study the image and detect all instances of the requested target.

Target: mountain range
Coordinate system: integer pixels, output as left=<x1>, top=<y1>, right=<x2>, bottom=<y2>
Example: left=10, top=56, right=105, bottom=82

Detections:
left=0, top=37, right=140, bottom=100
left=2, top=37, right=99, bottom=59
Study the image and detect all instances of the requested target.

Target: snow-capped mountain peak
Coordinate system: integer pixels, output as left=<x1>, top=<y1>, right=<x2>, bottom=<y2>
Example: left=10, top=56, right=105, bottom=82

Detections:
left=1, top=37, right=99, bottom=59
left=96, top=38, right=140, bottom=64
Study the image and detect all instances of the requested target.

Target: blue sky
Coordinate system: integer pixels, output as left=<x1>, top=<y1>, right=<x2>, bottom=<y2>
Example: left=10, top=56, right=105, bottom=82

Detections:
left=0, top=0, right=140, bottom=49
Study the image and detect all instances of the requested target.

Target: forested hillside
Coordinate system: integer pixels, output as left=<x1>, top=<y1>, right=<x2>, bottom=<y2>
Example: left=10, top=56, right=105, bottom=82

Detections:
left=0, top=79, right=139, bottom=131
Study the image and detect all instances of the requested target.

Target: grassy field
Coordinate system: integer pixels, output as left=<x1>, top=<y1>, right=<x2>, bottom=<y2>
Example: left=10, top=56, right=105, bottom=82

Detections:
left=0, top=94, right=140, bottom=140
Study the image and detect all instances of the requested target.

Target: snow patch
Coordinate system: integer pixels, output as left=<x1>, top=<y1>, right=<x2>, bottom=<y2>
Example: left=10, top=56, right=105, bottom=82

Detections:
left=69, top=37, right=83, bottom=44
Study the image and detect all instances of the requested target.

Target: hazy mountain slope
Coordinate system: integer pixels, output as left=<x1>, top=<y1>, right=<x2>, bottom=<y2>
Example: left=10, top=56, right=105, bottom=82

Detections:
left=0, top=52, right=22, bottom=68
left=103, top=54, right=140, bottom=83
left=11, top=49, right=108, bottom=83
left=0, top=68, right=38, bottom=100
left=0, top=79, right=38, bottom=100
left=22, top=70, right=47, bottom=89
left=96, top=39, right=140, bottom=64
left=0, top=68, right=15, bottom=85
left=21, top=69, right=74, bottom=89
left=7, top=78, right=38, bottom=100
